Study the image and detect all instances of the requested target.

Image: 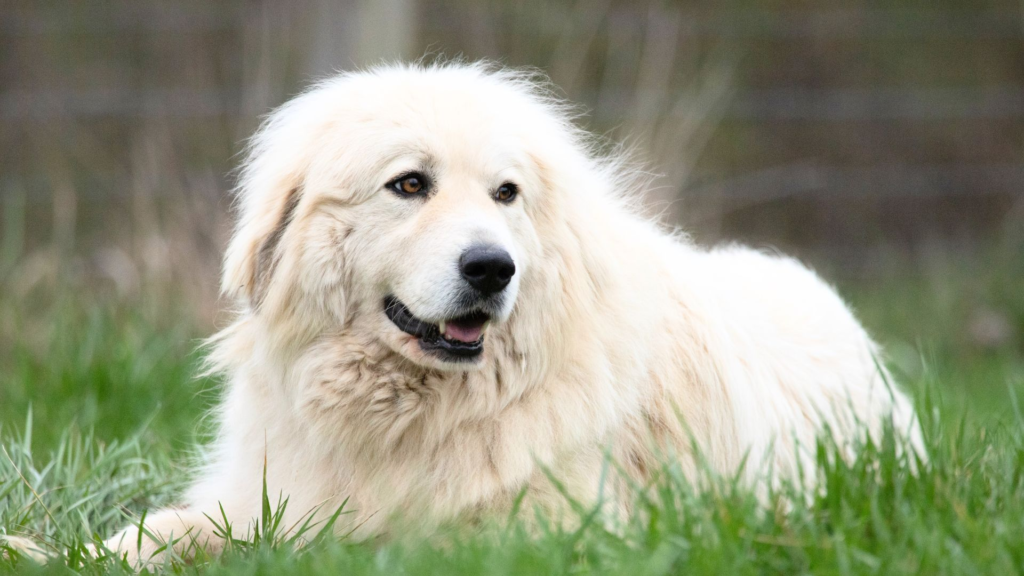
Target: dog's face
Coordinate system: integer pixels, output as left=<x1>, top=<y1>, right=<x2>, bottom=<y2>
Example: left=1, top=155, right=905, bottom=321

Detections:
left=223, top=65, right=576, bottom=370
left=327, top=101, right=541, bottom=368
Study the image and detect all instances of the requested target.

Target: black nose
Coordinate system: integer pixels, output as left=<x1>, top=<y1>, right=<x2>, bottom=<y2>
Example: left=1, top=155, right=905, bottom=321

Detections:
left=459, top=245, right=516, bottom=295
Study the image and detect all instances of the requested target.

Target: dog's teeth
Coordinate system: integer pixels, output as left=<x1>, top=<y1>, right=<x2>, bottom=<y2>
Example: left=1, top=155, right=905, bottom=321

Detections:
left=482, top=321, right=491, bottom=332
left=438, top=321, right=446, bottom=335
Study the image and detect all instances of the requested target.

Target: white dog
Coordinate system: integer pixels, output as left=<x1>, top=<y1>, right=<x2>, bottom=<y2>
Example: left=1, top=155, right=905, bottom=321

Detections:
left=20, top=62, right=923, bottom=565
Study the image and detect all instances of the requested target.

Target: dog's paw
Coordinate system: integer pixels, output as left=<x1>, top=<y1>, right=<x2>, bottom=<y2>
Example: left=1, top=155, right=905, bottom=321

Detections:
left=0, top=535, right=50, bottom=564
left=102, top=509, right=220, bottom=569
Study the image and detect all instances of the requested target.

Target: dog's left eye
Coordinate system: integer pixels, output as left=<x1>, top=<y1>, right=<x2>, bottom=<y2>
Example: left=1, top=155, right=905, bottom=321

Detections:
left=495, top=182, right=518, bottom=203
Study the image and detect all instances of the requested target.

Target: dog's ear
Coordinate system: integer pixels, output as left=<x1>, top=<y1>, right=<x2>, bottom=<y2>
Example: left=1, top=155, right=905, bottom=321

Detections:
left=222, top=183, right=302, bottom=307
left=222, top=89, right=325, bottom=308
left=222, top=162, right=305, bottom=308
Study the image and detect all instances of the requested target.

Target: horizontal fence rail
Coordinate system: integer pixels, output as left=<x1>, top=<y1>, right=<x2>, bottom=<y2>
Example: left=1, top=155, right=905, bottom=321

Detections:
left=4, top=87, right=1024, bottom=122
left=3, top=6, right=1023, bottom=39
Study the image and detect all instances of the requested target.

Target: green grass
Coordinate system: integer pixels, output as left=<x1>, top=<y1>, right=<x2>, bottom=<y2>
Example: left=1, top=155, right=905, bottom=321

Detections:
left=2, top=252, right=1023, bottom=574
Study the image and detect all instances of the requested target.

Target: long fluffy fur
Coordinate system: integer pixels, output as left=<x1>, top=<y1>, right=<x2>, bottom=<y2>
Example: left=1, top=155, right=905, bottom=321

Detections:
left=100, top=61, right=921, bottom=564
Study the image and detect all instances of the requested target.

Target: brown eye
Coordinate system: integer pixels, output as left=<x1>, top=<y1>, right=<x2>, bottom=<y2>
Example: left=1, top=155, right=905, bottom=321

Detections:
left=388, top=172, right=429, bottom=197
left=495, top=182, right=518, bottom=203
left=400, top=176, right=422, bottom=194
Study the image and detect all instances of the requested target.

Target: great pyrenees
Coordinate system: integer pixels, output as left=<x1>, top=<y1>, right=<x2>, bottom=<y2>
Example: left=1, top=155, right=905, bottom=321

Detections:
left=8, top=62, right=922, bottom=565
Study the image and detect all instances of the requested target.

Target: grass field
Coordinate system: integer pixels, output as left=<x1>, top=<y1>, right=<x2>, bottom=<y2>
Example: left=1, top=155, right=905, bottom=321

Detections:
left=1, top=246, right=1023, bottom=575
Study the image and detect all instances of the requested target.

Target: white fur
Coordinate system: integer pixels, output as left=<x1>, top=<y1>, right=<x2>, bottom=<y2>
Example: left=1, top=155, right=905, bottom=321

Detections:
left=101, top=62, right=921, bottom=565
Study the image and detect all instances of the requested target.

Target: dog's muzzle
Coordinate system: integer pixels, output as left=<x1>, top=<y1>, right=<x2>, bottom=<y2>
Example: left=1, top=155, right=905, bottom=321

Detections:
left=384, top=296, right=492, bottom=362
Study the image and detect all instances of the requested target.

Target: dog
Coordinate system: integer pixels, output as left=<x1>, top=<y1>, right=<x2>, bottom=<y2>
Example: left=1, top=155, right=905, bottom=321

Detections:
left=13, top=62, right=923, bottom=565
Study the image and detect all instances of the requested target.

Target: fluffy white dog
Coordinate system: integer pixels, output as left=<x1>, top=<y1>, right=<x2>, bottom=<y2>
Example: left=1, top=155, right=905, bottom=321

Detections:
left=22, top=62, right=923, bottom=564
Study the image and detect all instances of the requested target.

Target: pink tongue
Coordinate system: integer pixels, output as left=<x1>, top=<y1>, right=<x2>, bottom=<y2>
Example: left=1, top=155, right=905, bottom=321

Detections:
left=445, top=322, right=483, bottom=343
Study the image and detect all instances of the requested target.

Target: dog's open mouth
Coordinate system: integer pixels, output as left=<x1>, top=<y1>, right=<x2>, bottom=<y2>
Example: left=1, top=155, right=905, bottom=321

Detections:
left=384, top=296, right=490, bottom=361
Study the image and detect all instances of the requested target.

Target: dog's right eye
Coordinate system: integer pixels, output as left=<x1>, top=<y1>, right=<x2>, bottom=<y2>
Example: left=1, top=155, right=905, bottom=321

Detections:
left=388, top=173, right=429, bottom=197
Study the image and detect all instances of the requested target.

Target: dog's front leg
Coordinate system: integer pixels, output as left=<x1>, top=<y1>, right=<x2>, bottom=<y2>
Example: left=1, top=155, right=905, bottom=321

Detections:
left=101, top=508, right=224, bottom=568
left=1, top=534, right=50, bottom=563
left=2, top=510, right=223, bottom=568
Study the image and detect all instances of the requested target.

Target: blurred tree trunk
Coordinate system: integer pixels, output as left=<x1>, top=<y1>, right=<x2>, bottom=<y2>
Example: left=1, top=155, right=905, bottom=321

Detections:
left=306, top=0, right=418, bottom=77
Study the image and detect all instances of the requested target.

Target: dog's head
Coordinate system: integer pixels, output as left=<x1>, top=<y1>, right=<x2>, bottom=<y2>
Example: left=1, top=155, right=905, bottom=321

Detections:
left=222, top=63, right=591, bottom=370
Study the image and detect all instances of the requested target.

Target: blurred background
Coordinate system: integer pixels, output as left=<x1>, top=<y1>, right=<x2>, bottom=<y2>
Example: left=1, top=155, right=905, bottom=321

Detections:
left=0, top=0, right=1021, bottom=439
